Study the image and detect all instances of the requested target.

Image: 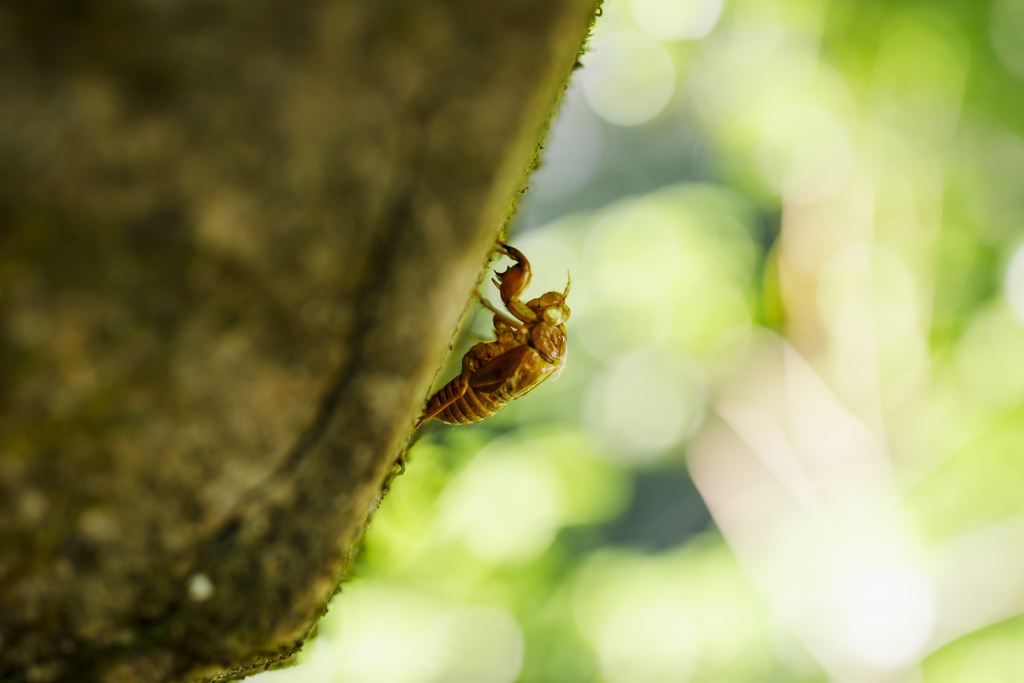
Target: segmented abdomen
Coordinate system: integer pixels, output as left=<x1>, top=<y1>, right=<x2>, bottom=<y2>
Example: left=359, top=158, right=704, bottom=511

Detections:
left=428, top=378, right=513, bottom=425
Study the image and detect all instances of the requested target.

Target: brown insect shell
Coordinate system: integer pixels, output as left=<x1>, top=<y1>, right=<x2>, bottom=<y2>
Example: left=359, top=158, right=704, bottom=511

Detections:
left=506, top=344, right=564, bottom=397
left=526, top=291, right=571, bottom=314
left=529, top=322, right=567, bottom=364
left=526, top=292, right=571, bottom=327
left=473, top=291, right=569, bottom=398
left=468, top=323, right=522, bottom=377
left=522, top=290, right=570, bottom=373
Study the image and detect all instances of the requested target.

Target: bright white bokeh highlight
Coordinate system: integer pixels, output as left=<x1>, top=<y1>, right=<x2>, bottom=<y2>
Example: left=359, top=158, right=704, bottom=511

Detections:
left=330, top=588, right=442, bottom=683
left=632, top=0, right=723, bottom=41
left=563, top=184, right=757, bottom=363
left=437, top=450, right=561, bottom=563
left=584, top=351, right=703, bottom=462
left=582, top=32, right=676, bottom=126
left=430, top=607, right=524, bottom=683
left=758, top=106, right=855, bottom=203
left=689, top=334, right=945, bottom=679
left=839, top=566, right=937, bottom=669
left=584, top=208, right=680, bottom=305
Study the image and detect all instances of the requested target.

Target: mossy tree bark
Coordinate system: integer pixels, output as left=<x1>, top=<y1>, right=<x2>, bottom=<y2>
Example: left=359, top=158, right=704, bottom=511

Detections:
left=0, top=1, right=597, bottom=680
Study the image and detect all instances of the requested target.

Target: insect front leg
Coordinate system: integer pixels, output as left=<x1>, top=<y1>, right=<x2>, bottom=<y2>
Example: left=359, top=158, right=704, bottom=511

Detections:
left=493, top=243, right=531, bottom=302
left=491, top=243, right=537, bottom=324
left=475, top=291, right=525, bottom=330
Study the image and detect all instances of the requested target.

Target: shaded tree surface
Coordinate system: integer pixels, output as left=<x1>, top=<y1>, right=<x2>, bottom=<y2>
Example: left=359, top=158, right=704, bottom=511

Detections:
left=0, top=0, right=598, bottom=680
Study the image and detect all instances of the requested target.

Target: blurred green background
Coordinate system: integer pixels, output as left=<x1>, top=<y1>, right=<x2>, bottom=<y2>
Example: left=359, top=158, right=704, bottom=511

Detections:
left=253, top=0, right=1024, bottom=680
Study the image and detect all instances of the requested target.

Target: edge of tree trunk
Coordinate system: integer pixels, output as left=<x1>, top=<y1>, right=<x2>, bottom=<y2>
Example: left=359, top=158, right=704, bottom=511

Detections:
left=0, top=1, right=600, bottom=680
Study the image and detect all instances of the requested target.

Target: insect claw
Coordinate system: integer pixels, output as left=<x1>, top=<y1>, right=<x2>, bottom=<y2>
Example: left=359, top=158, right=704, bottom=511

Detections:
left=493, top=243, right=532, bottom=305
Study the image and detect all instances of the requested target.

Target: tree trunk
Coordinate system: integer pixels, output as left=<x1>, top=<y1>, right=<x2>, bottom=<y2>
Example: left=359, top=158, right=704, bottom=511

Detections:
left=0, top=1, right=597, bottom=680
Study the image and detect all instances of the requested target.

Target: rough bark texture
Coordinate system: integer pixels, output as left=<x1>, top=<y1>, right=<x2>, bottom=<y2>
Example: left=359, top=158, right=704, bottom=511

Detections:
left=0, top=1, right=597, bottom=680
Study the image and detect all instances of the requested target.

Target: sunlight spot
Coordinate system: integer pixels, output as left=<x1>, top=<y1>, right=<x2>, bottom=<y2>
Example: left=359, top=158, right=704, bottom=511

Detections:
left=758, top=106, right=855, bottom=203
left=582, top=32, right=675, bottom=126
left=438, top=453, right=561, bottom=563
left=840, top=566, right=936, bottom=668
left=584, top=351, right=703, bottom=462
left=332, top=588, right=441, bottom=683
left=431, top=607, right=524, bottom=683
left=632, top=0, right=723, bottom=41
left=584, top=207, right=680, bottom=304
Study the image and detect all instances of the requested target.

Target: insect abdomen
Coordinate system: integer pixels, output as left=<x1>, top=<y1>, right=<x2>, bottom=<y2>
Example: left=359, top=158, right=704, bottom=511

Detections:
left=432, top=379, right=510, bottom=425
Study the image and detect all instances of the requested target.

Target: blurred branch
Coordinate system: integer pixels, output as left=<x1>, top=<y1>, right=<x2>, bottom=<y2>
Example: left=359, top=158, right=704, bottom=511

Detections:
left=0, top=0, right=598, bottom=680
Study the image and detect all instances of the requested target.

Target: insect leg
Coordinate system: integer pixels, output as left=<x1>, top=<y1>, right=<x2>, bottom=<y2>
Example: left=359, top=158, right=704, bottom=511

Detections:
left=475, top=291, right=524, bottom=329
left=493, top=243, right=532, bottom=298
left=492, top=243, right=536, bottom=306
left=489, top=245, right=537, bottom=324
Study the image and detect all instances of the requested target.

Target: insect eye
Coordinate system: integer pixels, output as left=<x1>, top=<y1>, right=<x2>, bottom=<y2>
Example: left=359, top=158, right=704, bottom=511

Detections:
left=544, top=306, right=567, bottom=325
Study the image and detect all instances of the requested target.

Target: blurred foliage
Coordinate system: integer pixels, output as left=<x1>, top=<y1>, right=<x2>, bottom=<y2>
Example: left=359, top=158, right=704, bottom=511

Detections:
left=252, top=0, right=1024, bottom=680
